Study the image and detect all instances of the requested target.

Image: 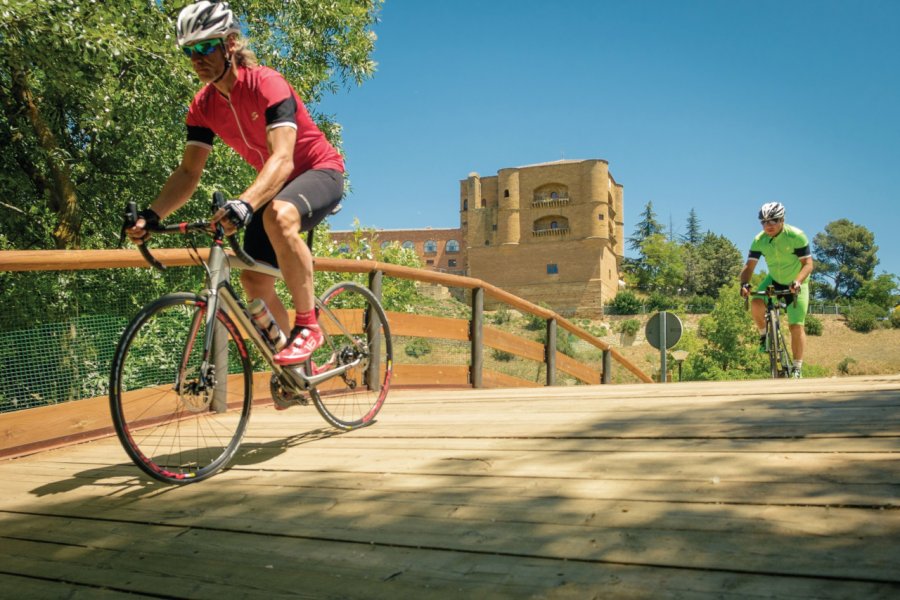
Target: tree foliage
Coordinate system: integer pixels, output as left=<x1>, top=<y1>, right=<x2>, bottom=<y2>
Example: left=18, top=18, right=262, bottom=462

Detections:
left=683, top=283, right=765, bottom=380
left=0, top=0, right=382, bottom=251
left=627, top=201, right=664, bottom=253
left=681, top=208, right=701, bottom=245
left=812, top=219, right=879, bottom=300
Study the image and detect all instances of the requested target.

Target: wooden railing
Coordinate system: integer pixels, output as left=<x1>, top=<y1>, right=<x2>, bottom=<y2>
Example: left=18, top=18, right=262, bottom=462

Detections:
left=0, top=249, right=652, bottom=457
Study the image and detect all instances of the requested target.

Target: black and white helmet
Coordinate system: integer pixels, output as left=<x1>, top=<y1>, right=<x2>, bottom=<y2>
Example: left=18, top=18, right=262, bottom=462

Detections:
left=758, top=202, right=785, bottom=221
left=176, top=1, right=239, bottom=47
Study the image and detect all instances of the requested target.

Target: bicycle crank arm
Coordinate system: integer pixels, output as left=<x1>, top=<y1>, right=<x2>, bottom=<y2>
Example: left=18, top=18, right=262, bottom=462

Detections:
left=279, top=358, right=363, bottom=391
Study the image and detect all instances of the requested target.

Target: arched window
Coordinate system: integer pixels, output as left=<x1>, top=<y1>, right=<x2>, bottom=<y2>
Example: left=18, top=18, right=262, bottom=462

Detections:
left=424, top=240, right=437, bottom=253
left=380, top=241, right=392, bottom=249
left=401, top=241, right=415, bottom=250
left=446, top=240, right=460, bottom=253
left=463, top=199, right=468, bottom=211
left=481, top=199, right=487, bottom=208
left=550, top=191, right=559, bottom=200
left=550, top=221, right=559, bottom=229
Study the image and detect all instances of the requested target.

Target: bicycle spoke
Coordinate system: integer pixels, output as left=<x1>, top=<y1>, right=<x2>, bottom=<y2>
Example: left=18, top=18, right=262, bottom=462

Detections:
left=110, top=294, right=252, bottom=483
left=308, top=282, right=392, bottom=430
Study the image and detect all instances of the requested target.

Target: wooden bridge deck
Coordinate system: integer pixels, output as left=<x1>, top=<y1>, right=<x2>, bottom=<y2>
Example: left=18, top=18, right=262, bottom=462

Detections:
left=1, top=376, right=899, bottom=599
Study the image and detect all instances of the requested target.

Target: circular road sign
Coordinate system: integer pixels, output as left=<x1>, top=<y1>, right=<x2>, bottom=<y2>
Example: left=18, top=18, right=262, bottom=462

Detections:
left=645, top=311, right=683, bottom=350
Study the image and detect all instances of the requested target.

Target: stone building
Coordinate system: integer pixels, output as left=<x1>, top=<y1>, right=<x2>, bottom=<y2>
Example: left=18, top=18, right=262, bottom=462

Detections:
left=331, top=158, right=624, bottom=317
left=462, top=159, right=624, bottom=317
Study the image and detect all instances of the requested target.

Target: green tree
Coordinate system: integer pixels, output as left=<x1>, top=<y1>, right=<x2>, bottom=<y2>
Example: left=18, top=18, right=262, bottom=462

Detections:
left=854, top=273, right=898, bottom=311
left=684, top=283, right=764, bottom=380
left=0, top=0, right=382, bottom=251
left=634, top=233, right=684, bottom=294
left=681, top=208, right=702, bottom=245
left=627, top=201, right=664, bottom=252
left=688, top=232, right=743, bottom=298
left=812, top=219, right=879, bottom=300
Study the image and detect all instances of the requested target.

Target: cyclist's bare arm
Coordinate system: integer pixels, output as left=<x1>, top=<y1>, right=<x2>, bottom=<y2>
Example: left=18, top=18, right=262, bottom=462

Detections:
left=126, top=145, right=210, bottom=243
left=210, top=125, right=296, bottom=233
left=790, top=256, right=814, bottom=292
left=739, top=258, right=758, bottom=298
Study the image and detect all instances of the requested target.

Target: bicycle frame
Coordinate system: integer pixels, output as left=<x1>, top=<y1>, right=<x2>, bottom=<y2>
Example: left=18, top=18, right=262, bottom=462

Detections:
left=750, top=286, right=795, bottom=378
left=198, top=244, right=369, bottom=395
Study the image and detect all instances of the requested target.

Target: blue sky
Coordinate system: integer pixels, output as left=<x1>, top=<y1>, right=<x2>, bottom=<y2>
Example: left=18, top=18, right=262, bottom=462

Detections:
left=321, top=0, right=900, bottom=278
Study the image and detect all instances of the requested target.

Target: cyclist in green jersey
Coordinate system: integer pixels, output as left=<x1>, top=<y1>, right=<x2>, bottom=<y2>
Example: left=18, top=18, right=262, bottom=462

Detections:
left=739, top=202, right=814, bottom=378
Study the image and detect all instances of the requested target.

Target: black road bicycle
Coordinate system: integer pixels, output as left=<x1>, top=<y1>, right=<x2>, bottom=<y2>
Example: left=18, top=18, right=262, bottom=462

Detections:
left=110, top=193, right=392, bottom=484
left=749, top=286, right=796, bottom=379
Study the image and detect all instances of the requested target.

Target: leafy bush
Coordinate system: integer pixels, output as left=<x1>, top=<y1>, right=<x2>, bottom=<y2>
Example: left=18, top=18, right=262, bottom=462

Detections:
left=616, top=318, right=641, bottom=337
left=491, top=306, right=513, bottom=325
left=404, top=338, right=432, bottom=358
left=891, top=309, right=900, bottom=329
left=525, top=302, right=552, bottom=331
left=804, top=314, right=824, bottom=336
left=491, top=349, right=515, bottom=362
left=684, top=295, right=716, bottom=314
left=837, top=356, right=857, bottom=375
left=647, top=291, right=680, bottom=312
left=608, top=290, right=643, bottom=315
left=845, top=302, right=886, bottom=333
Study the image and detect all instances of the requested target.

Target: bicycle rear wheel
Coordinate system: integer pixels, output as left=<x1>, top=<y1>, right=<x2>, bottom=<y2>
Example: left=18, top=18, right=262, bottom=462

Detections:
left=309, top=282, right=392, bottom=430
left=109, top=293, right=252, bottom=484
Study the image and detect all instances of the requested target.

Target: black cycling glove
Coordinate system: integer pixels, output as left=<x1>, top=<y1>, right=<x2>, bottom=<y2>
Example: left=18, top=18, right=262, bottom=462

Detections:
left=137, top=208, right=161, bottom=229
left=223, top=199, right=253, bottom=229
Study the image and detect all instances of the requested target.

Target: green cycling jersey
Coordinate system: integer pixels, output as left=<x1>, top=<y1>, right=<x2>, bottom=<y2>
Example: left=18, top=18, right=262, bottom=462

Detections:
left=748, top=223, right=811, bottom=285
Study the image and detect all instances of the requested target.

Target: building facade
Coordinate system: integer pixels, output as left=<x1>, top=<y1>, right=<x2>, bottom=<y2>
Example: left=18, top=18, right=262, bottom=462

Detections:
left=462, top=159, right=624, bottom=317
left=332, top=158, right=624, bottom=317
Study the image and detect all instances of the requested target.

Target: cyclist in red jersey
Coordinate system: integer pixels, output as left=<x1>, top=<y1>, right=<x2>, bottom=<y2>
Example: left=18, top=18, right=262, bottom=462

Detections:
left=127, top=1, right=343, bottom=366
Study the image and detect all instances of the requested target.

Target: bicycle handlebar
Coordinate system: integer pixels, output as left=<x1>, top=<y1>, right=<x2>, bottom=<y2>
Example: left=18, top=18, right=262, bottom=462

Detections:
left=124, top=193, right=257, bottom=271
left=745, top=285, right=797, bottom=310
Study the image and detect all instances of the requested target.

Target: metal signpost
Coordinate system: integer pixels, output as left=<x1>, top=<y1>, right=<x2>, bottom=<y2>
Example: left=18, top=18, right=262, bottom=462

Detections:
left=645, top=311, right=683, bottom=382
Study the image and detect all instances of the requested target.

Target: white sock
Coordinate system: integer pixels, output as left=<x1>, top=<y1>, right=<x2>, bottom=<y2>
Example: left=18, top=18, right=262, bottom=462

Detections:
left=794, top=360, right=803, bottom=371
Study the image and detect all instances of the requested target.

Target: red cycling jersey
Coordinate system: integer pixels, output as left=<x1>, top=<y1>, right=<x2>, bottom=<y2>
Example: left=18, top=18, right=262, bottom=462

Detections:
left=185, top=66, right=344, bottom=179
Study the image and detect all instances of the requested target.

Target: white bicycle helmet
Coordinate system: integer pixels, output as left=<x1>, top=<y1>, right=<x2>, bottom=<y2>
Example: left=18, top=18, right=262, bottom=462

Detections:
left=176, top=1, right=240, bottom=47
left=758, top=202, right=785, bottom=221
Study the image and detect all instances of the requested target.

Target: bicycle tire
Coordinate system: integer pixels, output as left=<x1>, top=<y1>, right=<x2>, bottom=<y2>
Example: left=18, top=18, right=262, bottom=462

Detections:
left=308, top=282, right=392, bottom=430
left=767, top=318, right=780, bottom=379
left=109, top=293, right=252, bottom=484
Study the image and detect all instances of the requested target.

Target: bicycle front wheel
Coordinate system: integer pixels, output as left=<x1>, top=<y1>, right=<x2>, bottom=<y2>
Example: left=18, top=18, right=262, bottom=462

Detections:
left=109, top=293, right=252, bottom=484
left=309, top=282, right=392, bottom=430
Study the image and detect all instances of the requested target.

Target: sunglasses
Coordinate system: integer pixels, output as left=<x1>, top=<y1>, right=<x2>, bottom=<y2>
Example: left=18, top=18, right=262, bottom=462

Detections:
left=182, top=38, right=223, bottom=57
left=760, top=219, right=782, bottom=226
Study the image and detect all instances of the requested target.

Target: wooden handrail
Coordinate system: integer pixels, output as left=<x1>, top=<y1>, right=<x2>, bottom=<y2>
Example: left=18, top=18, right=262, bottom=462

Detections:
left=0, top=249, right=653, bottom=383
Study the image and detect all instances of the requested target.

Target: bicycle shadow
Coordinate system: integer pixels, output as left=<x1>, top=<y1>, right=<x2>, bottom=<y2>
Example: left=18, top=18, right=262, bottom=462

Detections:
left=28, top=427, right=345, bottom=498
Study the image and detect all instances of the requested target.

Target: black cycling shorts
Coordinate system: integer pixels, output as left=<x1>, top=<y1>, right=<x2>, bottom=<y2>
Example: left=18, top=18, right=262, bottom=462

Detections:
left=243, top=169, right=343, bottom=267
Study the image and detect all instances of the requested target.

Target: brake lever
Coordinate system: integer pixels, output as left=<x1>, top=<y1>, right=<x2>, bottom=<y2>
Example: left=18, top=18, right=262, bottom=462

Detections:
left=123, top=201, right=167, bottom=271
left=211, top=190, right=257, bottom=267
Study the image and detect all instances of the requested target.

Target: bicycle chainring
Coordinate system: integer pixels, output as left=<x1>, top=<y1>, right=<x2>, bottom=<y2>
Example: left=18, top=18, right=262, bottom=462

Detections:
left=270, top=373, right=309, bottom=409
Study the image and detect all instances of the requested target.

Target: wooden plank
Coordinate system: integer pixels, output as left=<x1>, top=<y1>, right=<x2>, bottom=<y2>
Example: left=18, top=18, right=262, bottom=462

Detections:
left=0, top=372, right=271, bottom=459
left=556, top=351, right=601, bottom=384
left=482, top=369, right=541, bottom=388
left=483, top=325, right=544, bottom=361
left=387, top=312, right=469, bottom=341
left=0, top=376, right=898, bottom=598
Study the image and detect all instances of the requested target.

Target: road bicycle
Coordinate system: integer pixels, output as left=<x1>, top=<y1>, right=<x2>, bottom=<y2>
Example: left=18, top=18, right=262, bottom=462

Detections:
left=109, top=192, right=392, bottom=484
left=748, top=286, right=796, bottom=379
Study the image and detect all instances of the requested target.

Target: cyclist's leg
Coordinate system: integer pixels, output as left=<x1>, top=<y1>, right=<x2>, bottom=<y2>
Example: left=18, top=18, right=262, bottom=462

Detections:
left=752, top=275, right=774, bottom=349
left=242, top=218, right=290, bottom=332
left=786, top=282, right=809, bottom=361
left=268, top=168, right=342, bottom=311
left=266, top=170, right=343, bottom=364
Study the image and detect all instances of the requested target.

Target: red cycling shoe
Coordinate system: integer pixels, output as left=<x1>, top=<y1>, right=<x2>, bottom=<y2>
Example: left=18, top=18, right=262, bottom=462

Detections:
left=273, top=326, right=323, bottom=365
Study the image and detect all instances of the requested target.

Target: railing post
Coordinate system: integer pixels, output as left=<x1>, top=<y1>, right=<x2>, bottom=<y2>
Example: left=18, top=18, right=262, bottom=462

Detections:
left=601, top=349, right=611, bottom=384
left=470, top=287, right=483, bottom=388
left=545, top=318, right=557, bottom=387
left=367, top=270, right=383, bottom=391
